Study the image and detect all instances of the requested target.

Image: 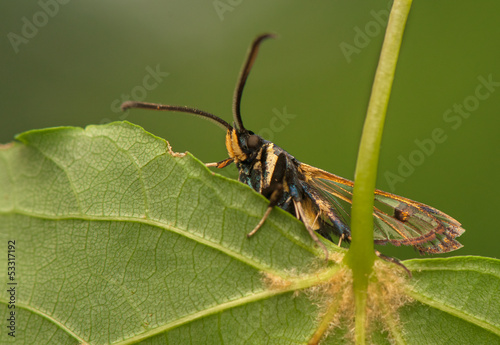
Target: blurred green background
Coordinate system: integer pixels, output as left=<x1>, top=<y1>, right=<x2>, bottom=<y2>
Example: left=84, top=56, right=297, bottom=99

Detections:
left=1, top=1, right=499, bottom=260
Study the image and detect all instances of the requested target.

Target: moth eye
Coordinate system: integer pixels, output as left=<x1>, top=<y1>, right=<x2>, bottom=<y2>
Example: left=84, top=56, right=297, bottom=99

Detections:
left=247, top=134, right=261, bottom=149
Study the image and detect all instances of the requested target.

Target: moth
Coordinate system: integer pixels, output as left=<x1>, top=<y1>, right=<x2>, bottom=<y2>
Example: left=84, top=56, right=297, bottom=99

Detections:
left=122, top=34, right=465, bottom=262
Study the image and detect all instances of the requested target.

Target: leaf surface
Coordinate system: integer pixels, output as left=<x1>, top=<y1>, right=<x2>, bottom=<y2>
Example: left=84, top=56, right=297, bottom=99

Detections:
left=0, top=122, right=498, bottom=344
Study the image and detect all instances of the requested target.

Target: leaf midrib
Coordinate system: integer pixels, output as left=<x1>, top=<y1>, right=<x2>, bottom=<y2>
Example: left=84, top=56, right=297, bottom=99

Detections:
left=0, top=253, right=340, bottom=345
left=1, top=208, right=315, bottom=278
left=0, top=287, right=291, bottom=345
left=405, top=289, right=500, bottom=337
left=405, top=264, right=500, bottom=280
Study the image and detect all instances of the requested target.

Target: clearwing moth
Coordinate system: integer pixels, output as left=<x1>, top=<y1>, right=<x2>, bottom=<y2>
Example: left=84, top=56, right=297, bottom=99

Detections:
left=122, top=34, right=465, bottom=265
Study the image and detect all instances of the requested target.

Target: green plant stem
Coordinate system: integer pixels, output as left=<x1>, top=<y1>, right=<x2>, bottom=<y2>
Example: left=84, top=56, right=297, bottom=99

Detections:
left=343, top=0, right=413, bottom=344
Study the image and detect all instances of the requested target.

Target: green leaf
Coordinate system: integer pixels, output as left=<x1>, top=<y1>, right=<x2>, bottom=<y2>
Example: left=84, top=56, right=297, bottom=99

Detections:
left=0, top=122, right=498, bottom=344
left=401, top=257, right=500, bottom=345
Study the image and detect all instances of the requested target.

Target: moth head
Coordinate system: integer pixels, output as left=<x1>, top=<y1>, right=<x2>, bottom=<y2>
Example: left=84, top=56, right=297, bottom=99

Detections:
left=226, top=128, right=265, bottom=163
left=246, top=132, right=263, bottom=150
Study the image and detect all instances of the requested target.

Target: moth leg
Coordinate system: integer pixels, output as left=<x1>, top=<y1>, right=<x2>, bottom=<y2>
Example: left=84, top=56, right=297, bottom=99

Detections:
left=295, top=200, right=329, bottom=262
left=205, top=158, right=234, bottom=168
left=337, top=234, right=344, bottom=247
left=311, top=212, right=321, bottom=229
left=247, top=183, right=283, bottom=238
left=375, top=250, right=412, bottom=278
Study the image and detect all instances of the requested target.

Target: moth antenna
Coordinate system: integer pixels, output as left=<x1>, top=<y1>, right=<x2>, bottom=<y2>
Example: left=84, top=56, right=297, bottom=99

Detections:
left=121, top=101, right=232, bottom=131
left=232, top=33, right=277, bottom=132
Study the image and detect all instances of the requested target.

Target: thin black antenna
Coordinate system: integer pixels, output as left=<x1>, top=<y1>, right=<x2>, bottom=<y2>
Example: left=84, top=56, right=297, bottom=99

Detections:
left=121, top=101, right=232, bottom=131
left=232, top=33, right=276, bottom=132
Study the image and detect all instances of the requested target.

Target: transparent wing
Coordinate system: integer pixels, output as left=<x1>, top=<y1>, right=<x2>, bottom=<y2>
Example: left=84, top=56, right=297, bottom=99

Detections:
left=299, top=163, right=465, bottom=253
